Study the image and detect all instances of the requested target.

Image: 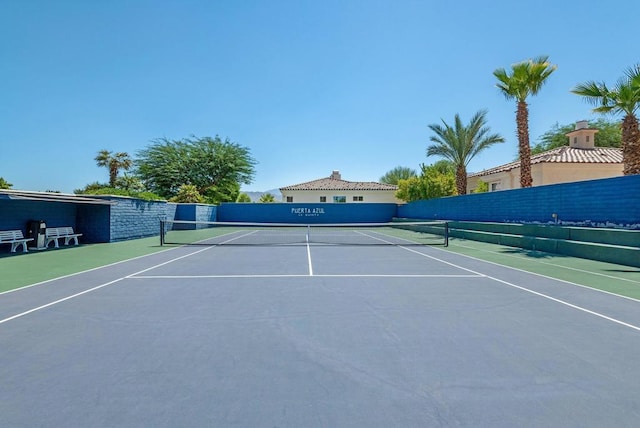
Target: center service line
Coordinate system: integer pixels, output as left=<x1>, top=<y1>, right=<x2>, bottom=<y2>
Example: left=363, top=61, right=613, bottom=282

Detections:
left=306, top=230, right=313, bottom=276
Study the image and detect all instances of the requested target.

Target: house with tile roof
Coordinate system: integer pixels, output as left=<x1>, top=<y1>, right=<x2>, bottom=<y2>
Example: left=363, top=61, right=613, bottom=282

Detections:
left=279, top=171, right=400, bottom=203
left=467, top=121, right=623, bottom=193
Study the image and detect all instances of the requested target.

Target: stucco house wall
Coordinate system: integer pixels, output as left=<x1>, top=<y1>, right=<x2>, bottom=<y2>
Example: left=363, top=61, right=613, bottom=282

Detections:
left=279, top=188, right=399, bottom=203
left=468, top=162, right=624, bottom=193
left=280, top=171, right=400, bottom=203
left=467, top=121, right=623, bottom=193
left=538, top=163, right=623, bottom=185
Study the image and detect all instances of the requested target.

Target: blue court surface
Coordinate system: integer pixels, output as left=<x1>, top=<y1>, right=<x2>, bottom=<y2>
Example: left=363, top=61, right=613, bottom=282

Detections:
left=1, top=237, right=640, bottom=427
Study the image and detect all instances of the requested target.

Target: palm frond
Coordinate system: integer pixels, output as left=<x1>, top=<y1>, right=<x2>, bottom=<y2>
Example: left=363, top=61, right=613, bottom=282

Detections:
left=624, top=63, right=640, bottom=84
left=493, top=68, right=518, bottom=101
left=495, top=56, right=556, bottom=102
left=573, top=74, right=640, bottom=116
left=426, top=110, right=505, bottom=168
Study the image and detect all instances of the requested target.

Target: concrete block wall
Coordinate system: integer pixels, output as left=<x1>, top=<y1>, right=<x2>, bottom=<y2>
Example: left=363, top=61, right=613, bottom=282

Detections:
left=0, top=196, right=173, bottom=245
left=195, top=204, right=216, bottom=222
left=106, top=197, right=170, bottom=241
left=166, top=203, right=177, bottom=223
left=398, top=175, right=640, bottom=228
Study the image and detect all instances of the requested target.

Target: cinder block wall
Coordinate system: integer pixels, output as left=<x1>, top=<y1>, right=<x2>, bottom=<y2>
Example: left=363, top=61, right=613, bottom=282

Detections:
left=195, top=204, right=216, bottom=222
left=107, top=197, right=170, bottom=241
left=398, top=175, right=640, bottom=228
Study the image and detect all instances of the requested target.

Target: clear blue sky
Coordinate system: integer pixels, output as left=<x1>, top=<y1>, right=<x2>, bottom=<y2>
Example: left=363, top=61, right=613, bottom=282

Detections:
left=2, top=0, right=638, bottom=193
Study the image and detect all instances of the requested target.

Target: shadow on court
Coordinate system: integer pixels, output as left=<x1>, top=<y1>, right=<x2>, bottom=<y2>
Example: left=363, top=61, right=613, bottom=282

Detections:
left=499, top=247, right=566, bottom=259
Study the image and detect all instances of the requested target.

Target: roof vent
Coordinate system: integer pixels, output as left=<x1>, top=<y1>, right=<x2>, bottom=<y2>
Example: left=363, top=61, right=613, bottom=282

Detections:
left=330, top=170, right=341, bottom=180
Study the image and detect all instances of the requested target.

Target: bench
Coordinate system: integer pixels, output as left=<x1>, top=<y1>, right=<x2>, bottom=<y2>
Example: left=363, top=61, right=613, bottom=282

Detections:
left=0, top=230, right=34, bottom=253
left=45, top=227, right=83, bottom=248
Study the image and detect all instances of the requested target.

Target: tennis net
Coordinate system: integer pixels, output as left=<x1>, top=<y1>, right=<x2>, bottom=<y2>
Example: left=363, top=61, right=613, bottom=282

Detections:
left=160, top=220, right=449, bottom=247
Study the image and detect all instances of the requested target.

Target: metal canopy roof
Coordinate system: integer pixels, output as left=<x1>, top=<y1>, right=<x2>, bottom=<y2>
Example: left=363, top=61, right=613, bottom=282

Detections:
left=0, top=190, right=117, bottom=205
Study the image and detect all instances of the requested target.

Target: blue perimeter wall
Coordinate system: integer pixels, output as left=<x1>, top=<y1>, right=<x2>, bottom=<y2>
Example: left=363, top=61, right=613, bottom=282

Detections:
left=398, top=175, right=640, bottom=228
left=175, top=204, right=217, bottom=222
left=217, top=203, right=398, bottom=223
left=2, top=175, right=639, bottom=249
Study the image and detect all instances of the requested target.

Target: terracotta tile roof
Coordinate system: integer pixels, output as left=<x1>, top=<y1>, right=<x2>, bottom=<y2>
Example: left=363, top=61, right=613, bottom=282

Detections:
left=280, top=176, right=398, bottom=191
left=469, top=146, right=623, bottom=178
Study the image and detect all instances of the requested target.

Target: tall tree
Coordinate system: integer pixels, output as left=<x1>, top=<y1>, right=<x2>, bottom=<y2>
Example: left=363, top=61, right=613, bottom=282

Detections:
left=136, top=136, right=256, bottom=203
left=95, top=150, right=133, bottom=187
left=379, top=166, right=417, bottom=185
left=421, top=159, right=455, bottom=175
left=395, top=163, right=457, bottom=202
left=572, top=64, right=640, bottom=175
left=494, top=56, right=557, bottom=187
left=426, top=109, right=505, bottom=195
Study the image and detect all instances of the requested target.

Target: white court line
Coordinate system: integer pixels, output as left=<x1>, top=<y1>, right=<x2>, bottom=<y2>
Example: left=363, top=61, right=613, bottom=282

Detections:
left=0, top=232, right=265, bottom=326
left=356, top=231, right=484, bottom=276
left=362, top=230, right=640, bottom=301
left=485, top=275, right=640, bottom=333
left=453, top=242, right=640, bottom=285
left=0, top=277, right=127, bottom=325
left=0, top=245, right=180, bottom=297
left=4, top=229, right=637, bottom=333
left=166, top=227, right=262, bottom=246
left=0, top=228, right=262, bottom=297
left=129, top=274, right=483, bottom=279
left=433, top=243, right=640, bottom=304
left=360, top=231, right=640, bottom=333
left=306, top=228, right=313, bottom=276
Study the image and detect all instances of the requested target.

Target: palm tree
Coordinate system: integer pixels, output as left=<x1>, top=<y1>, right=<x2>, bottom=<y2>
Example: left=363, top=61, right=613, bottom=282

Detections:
left=236, top=192, right=252, bottom=202
left=0, top=177, right=13, bottom=189
left=427, top=109, right=505, bottom=195
left=95, top=150, right=133, bottom=187
left=170, top=184, right=204, bottom=203
left=494, top=56, right=557, bottom=187
left=379, top=166, right=417, bottom=185
left=259, top=193, right=276, bottom=203
left=572, top=64, right=640, bottom=175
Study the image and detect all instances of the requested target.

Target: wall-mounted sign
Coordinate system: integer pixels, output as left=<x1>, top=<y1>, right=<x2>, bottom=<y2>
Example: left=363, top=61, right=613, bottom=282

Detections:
left=291, top=207, right=326, bottom=217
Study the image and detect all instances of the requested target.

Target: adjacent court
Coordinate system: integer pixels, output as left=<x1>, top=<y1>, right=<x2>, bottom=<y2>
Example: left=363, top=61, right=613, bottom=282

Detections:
left=1, top=227, right=640, bottom=427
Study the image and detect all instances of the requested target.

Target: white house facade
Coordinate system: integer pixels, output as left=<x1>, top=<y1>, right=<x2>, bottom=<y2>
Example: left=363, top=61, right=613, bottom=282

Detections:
left=279, top=171, right=400, bottom=203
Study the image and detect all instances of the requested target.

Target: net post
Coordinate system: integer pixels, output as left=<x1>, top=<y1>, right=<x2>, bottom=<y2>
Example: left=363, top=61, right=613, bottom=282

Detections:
left=160, top=219, right=165, bottom=246
left=444, top=222, right=449, bottom=247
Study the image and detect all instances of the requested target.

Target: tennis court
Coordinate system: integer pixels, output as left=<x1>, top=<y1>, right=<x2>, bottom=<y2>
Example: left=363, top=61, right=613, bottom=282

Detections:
left=1, top=224, right=640, bottom=427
